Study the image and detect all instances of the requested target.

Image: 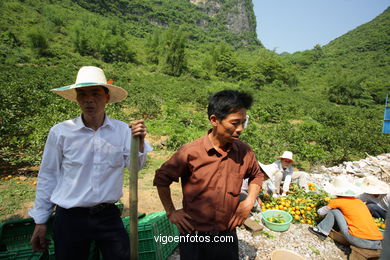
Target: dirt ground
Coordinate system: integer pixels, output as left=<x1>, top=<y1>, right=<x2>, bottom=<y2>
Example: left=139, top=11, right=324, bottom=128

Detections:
left=121, top=170, right=183, bottom=216
left=119, top=140, right=184, bottom=216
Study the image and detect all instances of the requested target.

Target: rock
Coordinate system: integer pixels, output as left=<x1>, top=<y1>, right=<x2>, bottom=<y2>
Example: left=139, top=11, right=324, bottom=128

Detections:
left=354, top=172, right=366, bottom=177
left=345, top=165, right=356, bottom=174
left=243, top=218, right=264, bottom=236
left=320, top=166, right=328, bottom=172
left=367, top=166, right=381, bottom=174
left=354, top=161, right=367, bottom=168
left=320, top=153, right=390, bottom=183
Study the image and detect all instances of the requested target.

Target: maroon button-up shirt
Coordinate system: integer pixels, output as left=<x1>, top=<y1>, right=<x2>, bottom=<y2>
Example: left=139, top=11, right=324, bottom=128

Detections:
left=153, top=132, right=264, bottom=231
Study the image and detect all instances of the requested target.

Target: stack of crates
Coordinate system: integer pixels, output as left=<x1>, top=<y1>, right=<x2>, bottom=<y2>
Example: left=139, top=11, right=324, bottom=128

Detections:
left=0, top=217, right=54, bottom=259
left=0, top=202, right=125, bottom=260
left=122, top=211, right=179, bottom=260
left=0, top=206, right=178, bottom=259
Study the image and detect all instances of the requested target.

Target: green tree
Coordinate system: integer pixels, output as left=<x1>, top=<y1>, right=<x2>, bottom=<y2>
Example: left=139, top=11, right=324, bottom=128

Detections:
left=101, top=36, right=136, bottom=63
left=162, top=28, right=188, bottom=76
left=328, top=74, right=374, bottom=107
left=28, top=30, right=51, bottom=57
left=146, top=30, right=162, bottom=65
left=215, top=52, right=247, bottom=80
left=249, top=52, right=298, bottom=88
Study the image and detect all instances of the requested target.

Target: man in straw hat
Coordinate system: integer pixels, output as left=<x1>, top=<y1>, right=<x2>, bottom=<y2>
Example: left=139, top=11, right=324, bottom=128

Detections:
left=29, top=66, right=152, bottom=259
left=154, top=90, right=264, bottom=260
left=308, top=175, right=383, bottom=249
left=272, top=151, right=308, bottom=197
left=358, top=175, right=390, bottom=219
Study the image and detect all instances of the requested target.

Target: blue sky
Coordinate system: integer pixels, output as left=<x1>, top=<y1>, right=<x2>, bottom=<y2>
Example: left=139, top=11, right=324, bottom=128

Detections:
left=252, top=0, right=390, bottom=53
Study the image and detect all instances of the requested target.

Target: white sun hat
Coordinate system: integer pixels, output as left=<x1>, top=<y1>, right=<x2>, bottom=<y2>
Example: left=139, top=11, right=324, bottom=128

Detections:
left=51, top=66, right=128, bottom=104
left=277, top=151, right=295, bottom=162
left=324, top=175, right=362, bottom=197
left=259, top=162, right=278, bottom=179
left=358, top=176, right=390, bottom=195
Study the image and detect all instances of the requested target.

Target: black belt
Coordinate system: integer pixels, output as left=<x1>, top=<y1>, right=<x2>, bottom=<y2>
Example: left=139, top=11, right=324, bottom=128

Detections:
left=57, top=203, right=115, bottom=215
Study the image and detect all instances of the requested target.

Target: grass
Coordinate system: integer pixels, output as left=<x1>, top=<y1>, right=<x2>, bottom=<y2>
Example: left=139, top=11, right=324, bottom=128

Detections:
left=260, top=231, right=276, bottom=239
left=0, top=174, right=36, bottom=222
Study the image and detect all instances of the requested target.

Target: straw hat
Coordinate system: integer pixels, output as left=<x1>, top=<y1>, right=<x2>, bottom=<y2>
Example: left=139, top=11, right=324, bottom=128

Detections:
left=324, top=175, right=362, bottom=197
left=359, top=176, right=390, bottom=195
left=259, top=162, right=278, bottom=179
left=277, top=151, right=295, bottom=162
left=51, top=66, right=128, bottom=104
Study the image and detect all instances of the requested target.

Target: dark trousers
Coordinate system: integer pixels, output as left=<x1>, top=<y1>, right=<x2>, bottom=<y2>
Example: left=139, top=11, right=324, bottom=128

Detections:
left=179, top=229, right=238, bottom=260
left=367, top=203, right=387, bottom=219
left=53, top=204, right=130, bottom=260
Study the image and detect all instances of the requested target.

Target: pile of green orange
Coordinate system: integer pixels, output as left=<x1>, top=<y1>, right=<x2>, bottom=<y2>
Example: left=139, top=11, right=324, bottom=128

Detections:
left=374, top=218, right=386, bottom=230
left=260, top=183, right=330, bottom=225
left=266, top=214, right=286, bottom=224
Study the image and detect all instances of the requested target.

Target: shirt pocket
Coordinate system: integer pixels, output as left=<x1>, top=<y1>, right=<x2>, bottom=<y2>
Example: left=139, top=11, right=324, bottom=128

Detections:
left=227, top=173, right=244, bottom=196
left=101, top=143, right=124, bottom=168
left=62, top=143, right=86, bottom=178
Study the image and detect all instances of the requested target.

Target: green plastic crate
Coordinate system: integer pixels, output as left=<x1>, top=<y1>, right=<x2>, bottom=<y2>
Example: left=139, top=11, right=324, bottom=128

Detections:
left=11, top=249, right=43, bottom=260
left=0, top=249, right=44, bottom=260
left=0, top=217, right=54, bottom=253
left=122, top=211, right=179, bottom=260
left=115, top=202, right=124, bottom=215
left=0, top=252, right=16, bottom=259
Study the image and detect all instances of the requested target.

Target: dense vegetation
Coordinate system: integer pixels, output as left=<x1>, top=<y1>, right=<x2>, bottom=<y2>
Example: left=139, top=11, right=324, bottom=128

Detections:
left=0, top=0, right=389, bottom=171
left=285, top=7, right=390, bottom=106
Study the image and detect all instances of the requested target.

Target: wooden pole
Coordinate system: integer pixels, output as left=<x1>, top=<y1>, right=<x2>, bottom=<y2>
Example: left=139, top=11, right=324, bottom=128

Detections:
left=129, top=136, right=139, bottom=260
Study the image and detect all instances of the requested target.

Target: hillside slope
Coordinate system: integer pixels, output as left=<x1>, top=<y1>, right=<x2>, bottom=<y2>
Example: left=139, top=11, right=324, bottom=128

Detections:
left=0, top=0, right=388, bottom=170
left=287, top=7, right=390, bottom=97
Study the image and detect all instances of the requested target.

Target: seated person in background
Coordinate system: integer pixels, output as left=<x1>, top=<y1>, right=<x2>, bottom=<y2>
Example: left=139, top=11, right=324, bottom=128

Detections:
left=358, top=176, right=390, bottom=219
left=308, top=175, right=383, bottom=249
left=259, top=162, right=279, bottom=198
left=240, top=162, right=279, bottom=209
left=272, top=151, right=309, bottom=196
left=240, top=178, right=262, bottom=212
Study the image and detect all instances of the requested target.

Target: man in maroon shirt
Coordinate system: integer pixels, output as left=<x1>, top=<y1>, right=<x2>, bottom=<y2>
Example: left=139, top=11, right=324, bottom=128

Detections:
left=154, top=90, right=264, bottom=260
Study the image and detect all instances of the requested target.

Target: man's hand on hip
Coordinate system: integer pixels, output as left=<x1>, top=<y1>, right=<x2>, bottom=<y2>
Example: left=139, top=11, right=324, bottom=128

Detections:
left=31, top=224, right=50, bottom=252
left=228, top=199, right=253, bottom=231
left=167, top=209, right=194, bottom=234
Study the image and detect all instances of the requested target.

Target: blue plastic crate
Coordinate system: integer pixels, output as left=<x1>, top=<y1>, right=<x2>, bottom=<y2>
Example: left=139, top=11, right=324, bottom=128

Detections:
left=382, top=94, right=390, bottom=134
left=383, top=120, right=390, bottom=134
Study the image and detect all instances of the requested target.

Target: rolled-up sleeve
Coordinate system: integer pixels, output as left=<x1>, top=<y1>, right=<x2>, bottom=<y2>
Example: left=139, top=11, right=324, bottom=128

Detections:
left=124, top=126, right=153, bottom=171
left=246, top=151, right=264, bottom=188
left=153, top=147, right=189, bottom=187
left=28, top=128, right=62, bottom=224
left=124, top=141, right=152, bottom=171
left=138, top=142, right=153, bottom=169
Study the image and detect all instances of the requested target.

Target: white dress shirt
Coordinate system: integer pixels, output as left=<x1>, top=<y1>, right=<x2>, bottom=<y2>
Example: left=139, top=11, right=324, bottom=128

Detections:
left=273, top=160, right=294, bottom=191
left=29, top=116, right=152, bottom=224
left=241, top=178, right=276, bottom=193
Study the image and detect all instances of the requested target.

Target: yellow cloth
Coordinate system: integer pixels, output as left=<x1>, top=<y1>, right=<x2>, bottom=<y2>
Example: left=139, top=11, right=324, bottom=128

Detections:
left=328, top=197, right=383, bottom=240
